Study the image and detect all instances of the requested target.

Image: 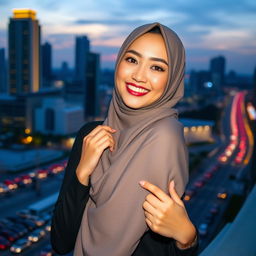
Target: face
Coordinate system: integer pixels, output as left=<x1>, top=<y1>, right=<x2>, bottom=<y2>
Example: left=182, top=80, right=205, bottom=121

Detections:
left=116, top=32, right=169, bottom=109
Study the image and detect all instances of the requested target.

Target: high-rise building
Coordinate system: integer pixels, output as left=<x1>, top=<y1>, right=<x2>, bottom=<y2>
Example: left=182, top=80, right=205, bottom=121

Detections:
left=8, top=9, right=41, bottom=95
left=0, top=48, right=7, bottom=93
left=42, top=41, right=52, bottom=86
left=75, top=36, right=90, bottom=83
left=210, top=56, right=226, bottom=93
left=85, top=52, right=100, bottom=119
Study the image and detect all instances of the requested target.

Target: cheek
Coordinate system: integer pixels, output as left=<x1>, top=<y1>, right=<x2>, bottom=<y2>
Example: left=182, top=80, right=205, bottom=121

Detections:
left=151, top=75, right=168, bottom=93
left=116, top=62, right=131, bottom=80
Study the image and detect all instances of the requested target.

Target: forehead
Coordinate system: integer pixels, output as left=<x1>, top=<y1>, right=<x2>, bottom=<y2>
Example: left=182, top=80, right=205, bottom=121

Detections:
left=126, top=32, right=168, bottom=59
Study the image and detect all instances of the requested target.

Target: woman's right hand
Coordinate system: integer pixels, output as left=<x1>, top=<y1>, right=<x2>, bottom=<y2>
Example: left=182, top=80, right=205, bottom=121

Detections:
left=76, top=125, right=116, bottom=185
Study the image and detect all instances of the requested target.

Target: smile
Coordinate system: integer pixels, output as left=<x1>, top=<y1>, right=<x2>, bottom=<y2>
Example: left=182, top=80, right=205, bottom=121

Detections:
left=126, top=83, right=150, bottom=96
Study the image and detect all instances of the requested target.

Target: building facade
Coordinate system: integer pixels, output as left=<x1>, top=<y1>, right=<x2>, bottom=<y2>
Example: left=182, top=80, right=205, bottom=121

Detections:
left=8, top=9, right=41, bottom=95
left=42, top=41, right=52, bottom=87
left=0, top=48, right=7, bottom=93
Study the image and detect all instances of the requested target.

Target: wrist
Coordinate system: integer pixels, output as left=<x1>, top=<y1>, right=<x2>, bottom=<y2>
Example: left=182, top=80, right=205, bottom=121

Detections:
left=76, top=166, right=91, bottom=186
left=175, top=223, right=197, bottom=249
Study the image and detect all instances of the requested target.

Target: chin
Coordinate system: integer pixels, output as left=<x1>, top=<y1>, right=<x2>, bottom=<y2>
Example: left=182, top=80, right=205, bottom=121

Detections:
left=122, top=99, right=144, bottom=109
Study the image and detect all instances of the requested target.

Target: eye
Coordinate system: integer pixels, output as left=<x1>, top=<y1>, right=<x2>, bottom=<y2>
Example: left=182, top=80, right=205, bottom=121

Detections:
left=151, top=65, right=165, bottom=72
left=125, top=56, right=137, bottom=64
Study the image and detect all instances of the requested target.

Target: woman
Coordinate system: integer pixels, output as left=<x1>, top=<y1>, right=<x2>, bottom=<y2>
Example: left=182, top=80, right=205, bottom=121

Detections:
left=51, top=22, right=198, bottom=255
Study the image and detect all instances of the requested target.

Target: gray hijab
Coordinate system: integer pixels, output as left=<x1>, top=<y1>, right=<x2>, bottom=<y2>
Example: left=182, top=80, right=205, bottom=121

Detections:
left=74, top=22, right=189, bottom=256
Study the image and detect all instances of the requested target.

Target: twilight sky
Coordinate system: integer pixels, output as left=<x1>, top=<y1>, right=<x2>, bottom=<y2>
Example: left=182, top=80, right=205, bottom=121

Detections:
left=0, top=0, right=255, bottom=74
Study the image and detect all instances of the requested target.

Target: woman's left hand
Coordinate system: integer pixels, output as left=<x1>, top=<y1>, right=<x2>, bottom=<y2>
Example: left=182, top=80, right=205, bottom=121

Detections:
left=139, top=180, right=196, bottom=247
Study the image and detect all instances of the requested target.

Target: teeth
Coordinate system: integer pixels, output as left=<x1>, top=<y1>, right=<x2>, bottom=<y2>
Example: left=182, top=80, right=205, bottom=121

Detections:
left=128, top=84, right=149, bottom=93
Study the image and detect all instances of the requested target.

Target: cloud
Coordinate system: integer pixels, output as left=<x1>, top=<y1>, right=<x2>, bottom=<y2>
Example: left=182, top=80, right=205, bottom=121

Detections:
left=1, top=0, right=255, bottom=73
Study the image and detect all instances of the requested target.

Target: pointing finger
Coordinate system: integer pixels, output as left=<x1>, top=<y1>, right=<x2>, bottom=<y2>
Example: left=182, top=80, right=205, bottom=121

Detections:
left=139, top=180, right=171, bottom=203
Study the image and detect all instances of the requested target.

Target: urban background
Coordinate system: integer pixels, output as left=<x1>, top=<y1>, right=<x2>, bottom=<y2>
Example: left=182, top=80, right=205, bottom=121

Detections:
left=0, top=1, right=256, bottom=255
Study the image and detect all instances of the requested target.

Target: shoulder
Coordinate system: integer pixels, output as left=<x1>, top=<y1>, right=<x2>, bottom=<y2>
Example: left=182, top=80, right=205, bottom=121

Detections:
left=149, top=117, right=185, bottom=141
left=77, top=120, right=104, bottom=138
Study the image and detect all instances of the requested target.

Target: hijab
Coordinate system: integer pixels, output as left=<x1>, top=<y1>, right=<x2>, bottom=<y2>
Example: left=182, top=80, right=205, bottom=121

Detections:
left=74, top=22, right=189, bottom=256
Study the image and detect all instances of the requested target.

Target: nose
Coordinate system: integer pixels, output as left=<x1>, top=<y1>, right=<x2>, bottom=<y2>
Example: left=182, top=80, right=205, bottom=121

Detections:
left=131, top=65, right=147, bottom=83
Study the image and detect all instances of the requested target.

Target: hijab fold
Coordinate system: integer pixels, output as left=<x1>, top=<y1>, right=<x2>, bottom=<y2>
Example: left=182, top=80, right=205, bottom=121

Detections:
left=74, top=22, right=189, bottom=256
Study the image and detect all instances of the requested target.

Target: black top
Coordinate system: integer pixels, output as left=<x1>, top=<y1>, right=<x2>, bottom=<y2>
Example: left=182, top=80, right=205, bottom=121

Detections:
left=50, top=121, right=198, bottom=255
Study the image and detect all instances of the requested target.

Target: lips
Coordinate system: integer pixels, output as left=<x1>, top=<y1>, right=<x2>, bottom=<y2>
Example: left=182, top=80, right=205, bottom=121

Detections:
left=126, top=83, right=150, bottom=96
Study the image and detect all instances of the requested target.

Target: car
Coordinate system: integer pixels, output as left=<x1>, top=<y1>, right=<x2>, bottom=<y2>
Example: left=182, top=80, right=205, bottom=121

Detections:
left=183, top=189, right=196, bottom=201
left=3, top=180, right=18, bottom=190
left=204, top=171, right=213, bottom=179
left=0, top=183, right=10, bottom=195
left=0, top=236, right=11, bottom=250
left=194, top=179, right=205, bottom=188
left=28, top=229, right=46, bottom=243
left=48, top=163, right=64, bottom=174
left=36, top=169, right=48, bottom=179
left=26, top=215, right=45, bottom=227
left=44, top=221, right=51, bottom=232
left=217, top=190, right=228, bottom=200
left=8, top=223, right=28, bottom=237
left=13, top=177, right=24, bottom=187
left=40, top=244, right=55, bottom=256
left=0, top=229, right=19, bottom=242
left=16, top=209, right=33, bottom=219
left=198, top=223, right=208, bottom=237
left=14, top=218, right=37, bottom=231
left=19, top=175, right=33, bottom=186
left=10, top=238, right=32, bottom=254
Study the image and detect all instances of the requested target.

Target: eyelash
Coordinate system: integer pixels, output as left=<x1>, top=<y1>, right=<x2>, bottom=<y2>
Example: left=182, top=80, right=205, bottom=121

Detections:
left=124, top=57, right=165, bottom=72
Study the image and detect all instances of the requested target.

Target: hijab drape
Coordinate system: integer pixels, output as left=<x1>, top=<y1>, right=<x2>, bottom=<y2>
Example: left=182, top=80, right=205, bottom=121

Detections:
left=74, top=22, right=189, bottom=256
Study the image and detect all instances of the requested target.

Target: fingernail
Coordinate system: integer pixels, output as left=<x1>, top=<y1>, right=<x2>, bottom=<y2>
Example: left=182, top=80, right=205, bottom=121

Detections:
left=139, top=180, right=145, bottom=186
left=171, top=180, right=175, bottom=187
left=112, top=128, right=117, bottom=132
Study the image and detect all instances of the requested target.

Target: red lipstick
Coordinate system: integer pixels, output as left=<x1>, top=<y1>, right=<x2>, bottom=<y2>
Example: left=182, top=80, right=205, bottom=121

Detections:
left=126, top=83, right=150, bottom=96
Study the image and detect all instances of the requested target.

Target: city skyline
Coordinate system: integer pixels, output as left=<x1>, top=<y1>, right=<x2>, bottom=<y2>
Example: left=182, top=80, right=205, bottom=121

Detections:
left=0, top=0, right=255, bottom=74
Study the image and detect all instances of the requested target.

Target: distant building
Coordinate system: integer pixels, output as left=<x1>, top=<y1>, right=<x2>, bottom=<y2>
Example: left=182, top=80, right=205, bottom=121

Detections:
left=74, top=36, right=90, bottom=89
left=60, top=61, right=71, bottom=82
left=210, top=56, right=226, bottom=93
left=85, top=52, right=100, bottom=119
left=0, top=48, right=7, bottom=93
left=35, top=97, right=84, bottom=135
left=42, top=42, right=52, bottom=87
left=181, top=118, right=215, bottom=144
left=189, top=70, right=212, bottom=95
left=0, top=94, right=26, bottom=130
left=8, top=9, right=41, bottom=95
left=65, top=36, right=101, bottom=121
left=0, top=88, right=62, bottom=132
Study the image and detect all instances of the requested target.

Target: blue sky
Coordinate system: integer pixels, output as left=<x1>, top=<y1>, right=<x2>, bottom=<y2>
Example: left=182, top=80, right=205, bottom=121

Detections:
left=0, top=0, right=255, bottom=74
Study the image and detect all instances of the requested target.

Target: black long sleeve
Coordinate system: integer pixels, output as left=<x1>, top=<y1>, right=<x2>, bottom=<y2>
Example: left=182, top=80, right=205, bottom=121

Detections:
left=50, top=121, right=102, bottom=254
left=50, top=121, right=198, bottom=256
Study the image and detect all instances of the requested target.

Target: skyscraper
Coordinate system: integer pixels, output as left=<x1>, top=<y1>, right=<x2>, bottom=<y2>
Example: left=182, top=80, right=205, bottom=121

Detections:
left=85, top=52, right=100, bottom=119
left=42, top=41, right=52, bottom=86
left=0, top=48, right=7, bottom=93
left=210, top=56, right=226, bottom=93
left=75, top=36, right=90, bottom=84
left=8, top=9, right=41, bottom=95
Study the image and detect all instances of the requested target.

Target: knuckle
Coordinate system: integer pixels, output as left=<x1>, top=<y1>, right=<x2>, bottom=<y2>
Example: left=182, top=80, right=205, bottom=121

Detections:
left=146, top=194, right=151, bottom=201
left=152, top=224, right=159, bottom=232
left=158, top=212, right=164, bottom=220
left=155, top=218, right=161, bottom=226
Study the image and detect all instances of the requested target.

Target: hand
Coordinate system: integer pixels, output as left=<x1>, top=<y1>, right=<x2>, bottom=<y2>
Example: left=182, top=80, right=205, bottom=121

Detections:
left=76, top=125, right=116, bottom=185
left=139, top=180, right=196, bottom=246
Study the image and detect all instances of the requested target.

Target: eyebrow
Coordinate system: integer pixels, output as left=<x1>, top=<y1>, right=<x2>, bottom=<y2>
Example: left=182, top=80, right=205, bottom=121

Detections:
left=126, top=49, right=168, bottom=66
